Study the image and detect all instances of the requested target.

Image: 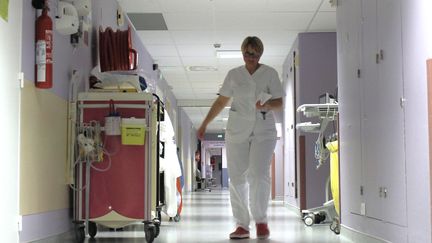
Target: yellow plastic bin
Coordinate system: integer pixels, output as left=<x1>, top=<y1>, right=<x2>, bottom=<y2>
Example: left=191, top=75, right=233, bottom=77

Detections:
left=121, top=118, right=146, bottom=145
left=326, top=140, right=339, bottom=216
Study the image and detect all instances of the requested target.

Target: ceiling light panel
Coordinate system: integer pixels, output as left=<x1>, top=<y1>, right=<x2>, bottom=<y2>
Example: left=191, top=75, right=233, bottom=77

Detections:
left=186, top=66, right=218, bottom=72
left=216, top=50, right=242, bottom=59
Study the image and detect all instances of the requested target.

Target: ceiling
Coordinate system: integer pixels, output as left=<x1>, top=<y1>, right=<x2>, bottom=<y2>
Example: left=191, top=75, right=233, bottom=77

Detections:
left=117, top=0, right=337, bottom=133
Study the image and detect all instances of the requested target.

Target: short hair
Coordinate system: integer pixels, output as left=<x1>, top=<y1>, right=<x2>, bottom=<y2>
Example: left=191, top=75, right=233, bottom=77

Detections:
left=241, top=36, right=264, bottom=56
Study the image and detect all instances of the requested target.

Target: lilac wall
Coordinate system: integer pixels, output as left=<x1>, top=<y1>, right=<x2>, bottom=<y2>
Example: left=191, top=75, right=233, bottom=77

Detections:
left=22, top=0, right=159, bottom=99
left=297, top=32, right=337, bottom=209
left=22, top=0, right=92, bottom=99
left=401, top=1, right=432, bottom=242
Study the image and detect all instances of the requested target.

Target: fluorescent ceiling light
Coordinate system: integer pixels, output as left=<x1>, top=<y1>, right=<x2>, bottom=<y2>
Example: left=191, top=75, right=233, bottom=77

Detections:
left=186, top=66, right=218, bottom=71
left=216, top=50, right=242, bottom=59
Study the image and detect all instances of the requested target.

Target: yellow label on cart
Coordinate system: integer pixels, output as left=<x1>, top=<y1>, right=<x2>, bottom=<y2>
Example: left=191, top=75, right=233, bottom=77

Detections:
left=121, top=118, right=146, bottom=145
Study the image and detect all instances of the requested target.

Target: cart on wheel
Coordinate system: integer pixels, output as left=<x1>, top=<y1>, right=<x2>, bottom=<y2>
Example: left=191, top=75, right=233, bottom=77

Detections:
left=70, top=92, right=161, bottom=242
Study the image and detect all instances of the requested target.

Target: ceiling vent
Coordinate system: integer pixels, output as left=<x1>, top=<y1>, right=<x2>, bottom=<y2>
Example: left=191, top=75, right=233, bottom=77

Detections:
left=127, top=13, right=168, bottom=30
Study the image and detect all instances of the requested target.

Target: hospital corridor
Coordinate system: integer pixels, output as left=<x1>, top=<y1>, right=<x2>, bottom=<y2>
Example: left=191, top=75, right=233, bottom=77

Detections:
left=1, top=0, right=432, bottom=243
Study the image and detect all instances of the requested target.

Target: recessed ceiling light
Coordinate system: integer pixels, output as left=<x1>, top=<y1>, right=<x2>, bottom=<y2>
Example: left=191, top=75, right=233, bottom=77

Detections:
left=186, top=66, right=218, bottom=71
left=216, top=50, right=242, bottom=59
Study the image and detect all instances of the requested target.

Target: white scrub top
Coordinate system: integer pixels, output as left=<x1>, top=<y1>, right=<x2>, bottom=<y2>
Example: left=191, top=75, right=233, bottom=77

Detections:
left=219, top=64, right=283, bottom=143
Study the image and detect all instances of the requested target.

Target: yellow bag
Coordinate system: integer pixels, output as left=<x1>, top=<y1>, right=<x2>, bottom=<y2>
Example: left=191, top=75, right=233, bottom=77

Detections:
left=326, top=140, right=339, bottom=216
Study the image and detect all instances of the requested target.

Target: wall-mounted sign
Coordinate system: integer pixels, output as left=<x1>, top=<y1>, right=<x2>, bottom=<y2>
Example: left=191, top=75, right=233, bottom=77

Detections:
left=0, top=0, right=9, bottom=21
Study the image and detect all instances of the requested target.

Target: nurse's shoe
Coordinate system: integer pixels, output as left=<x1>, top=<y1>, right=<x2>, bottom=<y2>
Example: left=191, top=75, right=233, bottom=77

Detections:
left=256, top=223, right=270, bottom=239
left=229, top=227, right=250, bottom=239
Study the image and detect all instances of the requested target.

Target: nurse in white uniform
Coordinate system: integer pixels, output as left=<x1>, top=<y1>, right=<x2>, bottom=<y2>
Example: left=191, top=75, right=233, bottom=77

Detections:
left=197, top=36, right=283, bottom=240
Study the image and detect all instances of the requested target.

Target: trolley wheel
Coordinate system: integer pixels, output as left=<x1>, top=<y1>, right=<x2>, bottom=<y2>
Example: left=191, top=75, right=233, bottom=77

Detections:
left=155, top=224, right=160, bottom=238
left=334, top=226, right=341, bottom=235
left=145, top=225, right=155, bottom=243
left=153, top=218, right=161, bottom=238
left=88, top=221, right=97, bottom=238
left=330, top=219, right=341, bottom=235
left=173, top=214, right=181, bottom=222
left=303, top=214, right=315, bottom=226
left=74, top=225, right=85, bottom=242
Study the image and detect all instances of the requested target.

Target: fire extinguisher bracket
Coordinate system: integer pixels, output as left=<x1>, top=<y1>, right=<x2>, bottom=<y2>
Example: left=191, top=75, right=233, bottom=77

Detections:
left=32, top=0, right=46, bottom=9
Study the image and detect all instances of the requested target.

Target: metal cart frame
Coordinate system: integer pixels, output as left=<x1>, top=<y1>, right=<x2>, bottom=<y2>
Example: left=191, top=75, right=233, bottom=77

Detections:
left=72, top=92, right=160, bottom=242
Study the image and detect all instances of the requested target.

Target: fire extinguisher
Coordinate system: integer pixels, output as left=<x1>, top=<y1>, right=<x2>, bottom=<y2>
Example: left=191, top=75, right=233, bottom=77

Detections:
left=35, top=5, right=53, bottom=89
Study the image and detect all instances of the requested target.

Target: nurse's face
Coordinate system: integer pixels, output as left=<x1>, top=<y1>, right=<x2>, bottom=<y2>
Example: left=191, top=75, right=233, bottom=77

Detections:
left=243, top=46, right=261, bottom=67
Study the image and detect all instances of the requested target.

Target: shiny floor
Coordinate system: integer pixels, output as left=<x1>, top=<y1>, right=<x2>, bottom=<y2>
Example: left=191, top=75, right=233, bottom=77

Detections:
left=35, top=189, right=353, bottom=243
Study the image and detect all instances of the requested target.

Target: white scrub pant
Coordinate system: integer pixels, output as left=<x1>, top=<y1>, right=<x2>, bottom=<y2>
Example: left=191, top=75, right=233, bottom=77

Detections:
left=226, top=138, right=276, bottom=230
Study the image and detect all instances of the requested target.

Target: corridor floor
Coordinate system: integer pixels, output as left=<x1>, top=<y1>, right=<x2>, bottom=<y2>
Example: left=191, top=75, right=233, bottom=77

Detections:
left=35, top=189, right=353, bottom=242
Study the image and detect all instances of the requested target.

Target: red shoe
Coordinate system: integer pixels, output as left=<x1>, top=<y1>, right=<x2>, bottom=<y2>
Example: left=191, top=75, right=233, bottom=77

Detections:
left=256, top=223, right=270, bottom=239
left=229, top=227, right=250, bottom=239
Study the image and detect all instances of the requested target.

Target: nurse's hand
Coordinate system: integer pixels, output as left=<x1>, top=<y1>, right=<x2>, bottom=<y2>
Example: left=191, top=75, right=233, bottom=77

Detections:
left=197, top=124, right=206, bottom=140
left=256, top=101, right=268, bottom=111
left=256, top=98, right=283, bottom=111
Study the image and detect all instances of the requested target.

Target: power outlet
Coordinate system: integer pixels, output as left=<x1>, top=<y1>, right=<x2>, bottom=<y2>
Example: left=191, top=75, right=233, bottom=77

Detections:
left=360, top=202, right=366, bottom=215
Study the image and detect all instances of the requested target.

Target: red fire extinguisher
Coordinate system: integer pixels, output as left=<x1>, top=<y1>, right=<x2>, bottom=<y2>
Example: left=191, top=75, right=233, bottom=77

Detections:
left=35, top=6, right=53, bottom=89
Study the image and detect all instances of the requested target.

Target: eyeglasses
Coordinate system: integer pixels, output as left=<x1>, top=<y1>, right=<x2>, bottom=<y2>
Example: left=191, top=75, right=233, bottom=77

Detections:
left=243, top=51, right=260, bottom=58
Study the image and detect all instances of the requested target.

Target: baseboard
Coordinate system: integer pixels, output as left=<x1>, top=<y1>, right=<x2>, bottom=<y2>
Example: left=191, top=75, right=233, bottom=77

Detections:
left=19, top=208, right=72, bottom=243
left=341, top=224, right=390, bottom=243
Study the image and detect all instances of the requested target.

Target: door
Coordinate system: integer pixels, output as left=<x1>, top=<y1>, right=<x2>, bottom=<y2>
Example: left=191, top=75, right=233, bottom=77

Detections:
left=337, top=0, right=364, bottom=215
left=283, top=50, right=298, bottom=206
left=362, top=0, right=406, bottom=225
left=375, top=0, right=406, bottom=225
